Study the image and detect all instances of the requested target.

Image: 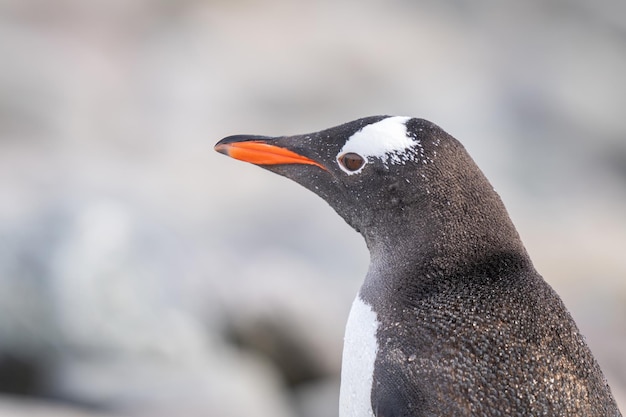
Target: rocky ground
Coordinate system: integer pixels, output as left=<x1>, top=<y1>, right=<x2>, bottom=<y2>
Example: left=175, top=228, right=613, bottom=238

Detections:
left=0, top=0, right=625, bottom=416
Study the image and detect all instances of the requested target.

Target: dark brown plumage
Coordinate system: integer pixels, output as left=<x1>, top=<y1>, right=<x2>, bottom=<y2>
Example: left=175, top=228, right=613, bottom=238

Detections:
left=216, top=116, right=622, bottom=416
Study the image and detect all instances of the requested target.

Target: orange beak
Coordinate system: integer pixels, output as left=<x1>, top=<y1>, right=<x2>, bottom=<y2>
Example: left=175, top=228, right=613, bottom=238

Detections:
left=215, top=140, right=326, bottom=171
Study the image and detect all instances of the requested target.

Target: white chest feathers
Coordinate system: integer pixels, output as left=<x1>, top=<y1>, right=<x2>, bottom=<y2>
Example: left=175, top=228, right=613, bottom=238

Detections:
left=339, top=295, right=380, bottom=417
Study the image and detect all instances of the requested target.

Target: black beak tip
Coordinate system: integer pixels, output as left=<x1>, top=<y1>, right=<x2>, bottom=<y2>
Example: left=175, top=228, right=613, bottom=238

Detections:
left=215, top=134, right=272, bottom=147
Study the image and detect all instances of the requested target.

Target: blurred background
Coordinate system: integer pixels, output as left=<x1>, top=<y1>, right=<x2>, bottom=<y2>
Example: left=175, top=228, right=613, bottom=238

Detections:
left=0, top=0, right=625, bottom=416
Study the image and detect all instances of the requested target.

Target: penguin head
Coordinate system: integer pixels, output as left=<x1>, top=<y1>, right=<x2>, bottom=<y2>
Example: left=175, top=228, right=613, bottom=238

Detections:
left=215, top=116, right=498, bottom=253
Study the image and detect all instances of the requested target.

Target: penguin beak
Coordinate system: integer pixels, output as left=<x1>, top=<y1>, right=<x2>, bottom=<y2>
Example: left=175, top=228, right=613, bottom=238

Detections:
left=215, top=135, right=327, bottom=171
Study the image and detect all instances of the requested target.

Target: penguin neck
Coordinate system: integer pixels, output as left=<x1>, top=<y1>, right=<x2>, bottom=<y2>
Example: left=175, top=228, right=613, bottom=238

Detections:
left=360, top=179, right=530, bottom=296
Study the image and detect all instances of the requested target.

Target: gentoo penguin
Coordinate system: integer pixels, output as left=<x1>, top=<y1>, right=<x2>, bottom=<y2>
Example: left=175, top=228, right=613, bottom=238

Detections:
left=215, top=116, right=622, bottom=417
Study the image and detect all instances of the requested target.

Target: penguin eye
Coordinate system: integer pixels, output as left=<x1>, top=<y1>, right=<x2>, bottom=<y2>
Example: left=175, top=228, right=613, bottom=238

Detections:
left=339, top=152, right=365, bottom=172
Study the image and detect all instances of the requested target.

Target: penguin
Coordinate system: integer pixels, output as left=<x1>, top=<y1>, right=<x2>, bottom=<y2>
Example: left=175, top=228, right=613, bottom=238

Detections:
left=215, top=116, right=622, bottom=417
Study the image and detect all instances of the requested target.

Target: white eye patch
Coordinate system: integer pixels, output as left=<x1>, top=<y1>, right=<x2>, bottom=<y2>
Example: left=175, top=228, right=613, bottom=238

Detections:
left=336, top=116, right=419, bottom=175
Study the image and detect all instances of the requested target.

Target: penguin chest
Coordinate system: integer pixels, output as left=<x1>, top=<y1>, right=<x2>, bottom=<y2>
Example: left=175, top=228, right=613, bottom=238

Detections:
left=339, top=295, right=379, bottom=417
